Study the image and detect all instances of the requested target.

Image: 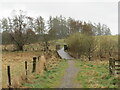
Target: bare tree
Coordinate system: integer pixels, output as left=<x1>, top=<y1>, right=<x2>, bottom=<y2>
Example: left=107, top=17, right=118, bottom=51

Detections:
left=1, top=10, right=36, bottom=51
left=34, top=16, right=45, bottom=34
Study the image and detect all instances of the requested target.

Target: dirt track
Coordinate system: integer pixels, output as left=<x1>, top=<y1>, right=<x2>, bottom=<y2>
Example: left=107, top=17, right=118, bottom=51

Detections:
left=59, top=60, right=79, bottom=88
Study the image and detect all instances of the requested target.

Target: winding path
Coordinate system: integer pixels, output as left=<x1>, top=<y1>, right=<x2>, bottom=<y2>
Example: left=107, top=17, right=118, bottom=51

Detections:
left=57, top=47, right=79, bottom=88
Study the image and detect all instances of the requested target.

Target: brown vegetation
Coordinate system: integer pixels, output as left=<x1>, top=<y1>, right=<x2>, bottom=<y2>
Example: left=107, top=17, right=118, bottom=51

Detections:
left=2, top=49, right=59, bottom=88
left=66, top=33, right=118, bottom=61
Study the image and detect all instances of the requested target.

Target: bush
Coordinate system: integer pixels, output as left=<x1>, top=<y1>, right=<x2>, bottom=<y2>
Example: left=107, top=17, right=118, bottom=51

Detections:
left=66, top=32, right=96, bottom=60
left=66, top=33, right=118, bottom=60
left=96, top=35, right=118, bottom=59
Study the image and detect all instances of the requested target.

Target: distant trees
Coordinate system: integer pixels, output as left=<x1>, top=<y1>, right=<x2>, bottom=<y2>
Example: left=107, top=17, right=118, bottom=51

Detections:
left=1, top=18, right=13, bottom=48
left=48, top=16, right=69, bottom=39
left=81, top=22, right=93, bottom=35
left=1, top=10, right=37, bottom=51
left=94, top=23, right=111, bottom=35
left=34, top=16, right=48, bottom=51
left=1, top=18, right=12, bottom=45
left=2, top=31, right=12, bottom=45
left=26, top=29, right=36, bottom=44
left=47, top=16, right=111, bottom=39
left=0, top=10, right=112, bottom=51
left=1, top=18, right=9, bottom=31
left=67, top=18, right=82, bottom=34
left=34, top=16, right=45, bottom=34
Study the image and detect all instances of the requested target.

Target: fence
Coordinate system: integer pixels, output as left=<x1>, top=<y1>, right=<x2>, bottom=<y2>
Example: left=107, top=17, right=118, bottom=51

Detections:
left=6, top=56, right=46, bottom=88
left=109, top=57, right=120, bottom=75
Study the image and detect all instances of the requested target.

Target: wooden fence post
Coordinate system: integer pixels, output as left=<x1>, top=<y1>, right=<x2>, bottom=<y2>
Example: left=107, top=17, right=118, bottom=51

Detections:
left=109, top=58, right=112, bottom=75
left=25, top=61, right=27, bottom=80
left=109, top=57, right=115, bottom=75
left=112, top=58, right=115, bottom=75
left=32, top=57, right=37, bottom=73
left=64, top=45, right=68, bottom=50
left=109, top=58, right=120, bottom=76
left=115, top=60, right=120, bottom=74
left=7, top=66, right=11, bottom=87
left=38, top=56, right=40, bottom=61
left=56, top=45, right=60, bottom=50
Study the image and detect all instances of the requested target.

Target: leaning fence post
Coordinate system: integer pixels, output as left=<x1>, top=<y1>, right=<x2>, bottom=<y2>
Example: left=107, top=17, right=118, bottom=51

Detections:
left=7, top=66, right=11, bottom=87
left=25, top=61, right=28, bottom=80
left=32, top=57, right=37, bottom=73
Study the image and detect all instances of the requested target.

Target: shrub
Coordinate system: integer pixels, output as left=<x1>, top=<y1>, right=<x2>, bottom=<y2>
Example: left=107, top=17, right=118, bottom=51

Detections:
left=66, top=32, right=96, bottom=60
left=66, top=33, right=118, bottom=60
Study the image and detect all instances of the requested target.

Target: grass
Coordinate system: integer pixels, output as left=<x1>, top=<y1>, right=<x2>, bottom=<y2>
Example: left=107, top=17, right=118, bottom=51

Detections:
left=1, top=40, right=62, bottom=88
left=23, top=59, right=68, bottom=88
left=2, top=51, right=42, bottom=88
left=75, top=60, right=119, bottom=88
left=57, top=39, right=65, bottom=44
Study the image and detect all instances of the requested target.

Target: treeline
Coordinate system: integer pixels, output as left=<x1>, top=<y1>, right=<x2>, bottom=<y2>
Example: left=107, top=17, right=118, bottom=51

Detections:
left=0, top=10, right=111, bottom=51
left=66, top=33, right=118, bottom=61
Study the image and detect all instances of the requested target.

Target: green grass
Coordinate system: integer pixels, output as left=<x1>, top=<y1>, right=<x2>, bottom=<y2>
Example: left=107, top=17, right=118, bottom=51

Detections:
left=57, top=39, right=65, bottom=44
left=75, top=60, right=119, bottom=88
left=23, top=59, right=68, bottom=88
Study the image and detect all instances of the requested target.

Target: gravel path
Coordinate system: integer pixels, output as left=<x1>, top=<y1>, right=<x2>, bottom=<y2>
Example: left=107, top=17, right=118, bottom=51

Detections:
left=59, top=60, right=79, bottom=88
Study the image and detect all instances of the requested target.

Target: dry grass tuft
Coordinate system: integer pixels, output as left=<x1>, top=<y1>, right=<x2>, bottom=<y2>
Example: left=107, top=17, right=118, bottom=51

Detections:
left=12, top=71, right=35, bottom=88
left=12, top=76, right=21, bottom=88
left=36, top=55, right=46, bottom=74
left=12, top=71, right=26, bottom=88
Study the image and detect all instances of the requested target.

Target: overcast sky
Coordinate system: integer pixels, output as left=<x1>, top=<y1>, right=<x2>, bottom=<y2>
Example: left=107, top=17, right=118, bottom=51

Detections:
left=0, top=0, right=118, bottom=35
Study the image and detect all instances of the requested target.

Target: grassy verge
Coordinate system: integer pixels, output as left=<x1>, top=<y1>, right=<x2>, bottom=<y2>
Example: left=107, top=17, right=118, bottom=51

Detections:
left=2, top=51, right=41, bottom=88
left=75, top=60, right=119, bottom=88
left=23, top=59, right=68, bottom=88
